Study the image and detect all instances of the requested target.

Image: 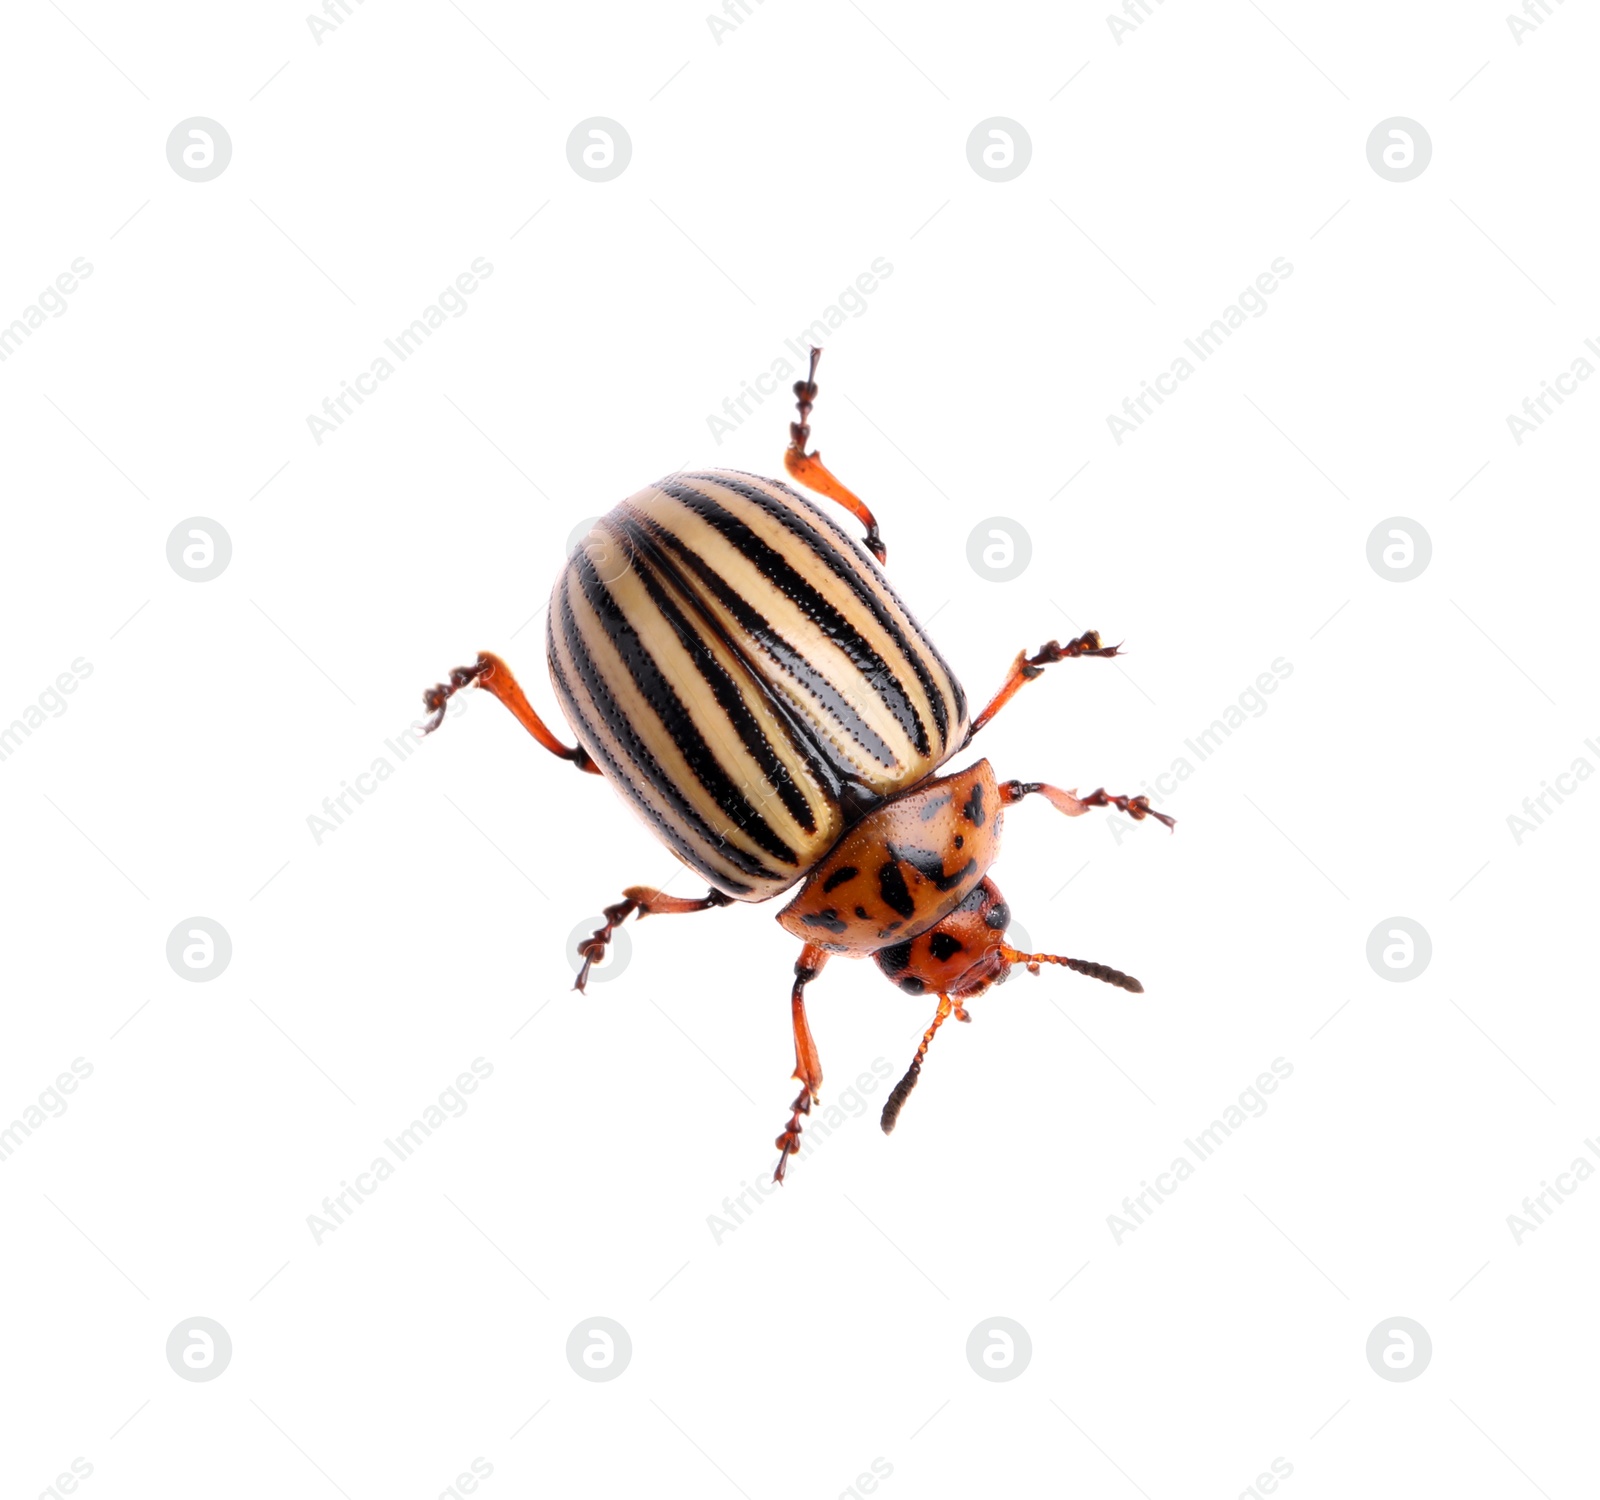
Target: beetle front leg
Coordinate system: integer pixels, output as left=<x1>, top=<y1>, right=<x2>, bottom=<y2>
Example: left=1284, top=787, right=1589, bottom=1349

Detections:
left=965, top=632, right=1121, bottom=741
left=1000, top=779, right=1176, bottom=830
left=574, top=885, right=734, bottom=992
left=784, top=347, right=887, bottom=565
left=773, top=944, right=830, bottom=1184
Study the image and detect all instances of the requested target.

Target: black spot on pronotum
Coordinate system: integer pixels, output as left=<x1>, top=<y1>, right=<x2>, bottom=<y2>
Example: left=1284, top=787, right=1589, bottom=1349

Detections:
left=956, top=885, right=987, bottom=913
left=800, top=907, right=848, bottom=934
left=962, top=781, right=986, bottom=826
left=918, top=792, right=953, bottom=821
left=928, top=932, right=964, bottom=962
left=854, top=904, right=870, bottom=919
left=954, top=834, right=964, bottom=849
left=877, top=939, right=913, bottom=973
left=822, top=865, right=858, bottom=894
left=878, top=859, right=916, bottom=918
left=888, top=842, right=976, bottom=894
left=984, top=901, right=1010, bottom=931
left=898, top=976, right=927, bottom=995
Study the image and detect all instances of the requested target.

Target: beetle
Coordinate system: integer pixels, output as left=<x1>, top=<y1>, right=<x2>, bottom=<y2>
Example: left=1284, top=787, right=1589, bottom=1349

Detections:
left=422, top=349, right=1173, bottom=1181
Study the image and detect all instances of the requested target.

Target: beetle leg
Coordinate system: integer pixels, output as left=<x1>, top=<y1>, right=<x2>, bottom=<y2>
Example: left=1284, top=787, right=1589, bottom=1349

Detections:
left=421, top=650, right=601, bottom=774
left=772, top=944, right=830, bottom=1184
left=784, top=346, right=887, bottom=565
left=999, top=779, right=1176, bottom=831
left=965, top=632, right=1121, bottom=741
left=880, top=994, right=956, bottom=1135
left=574, top=884, right=734, bottom=992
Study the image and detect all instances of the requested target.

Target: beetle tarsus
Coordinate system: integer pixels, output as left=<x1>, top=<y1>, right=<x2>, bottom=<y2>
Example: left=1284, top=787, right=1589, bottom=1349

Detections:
left=421, top=655, right=493, bottom=734
left=573, top=885, right=732, bottom=992
left=783, top=347, right=888, bottom=565
left=1001, top=780, right=1176, bottom=831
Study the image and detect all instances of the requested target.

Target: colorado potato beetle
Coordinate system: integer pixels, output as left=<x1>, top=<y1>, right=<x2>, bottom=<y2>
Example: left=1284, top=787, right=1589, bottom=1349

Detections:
left=423, top=350, right=1173, bottom=1181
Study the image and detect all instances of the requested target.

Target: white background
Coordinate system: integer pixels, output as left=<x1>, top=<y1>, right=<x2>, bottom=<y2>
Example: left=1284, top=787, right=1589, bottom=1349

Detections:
left=2, top=1, right=1596, bottom=1496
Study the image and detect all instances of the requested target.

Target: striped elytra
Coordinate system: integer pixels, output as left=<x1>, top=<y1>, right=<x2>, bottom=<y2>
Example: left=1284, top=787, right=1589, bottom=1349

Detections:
left=546, top=469, right=969, bottom=902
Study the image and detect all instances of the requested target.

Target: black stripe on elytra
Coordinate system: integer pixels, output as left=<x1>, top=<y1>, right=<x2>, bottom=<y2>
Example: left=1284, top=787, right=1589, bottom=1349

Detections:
left=694, top=471, right=962, bottom=747
left=570, top=552, right=802, bottom=869
left=546, top=610, right=755, bottom=895
left=724, top=468, right=971, bottom=733
left=887, top=841, right=977, bottom=893
left=615, top=520, right=818, bottom=837
left=630, top=500, right=902, bottom=769
left=555, top=573, right=779, bottom=883
left=660, top=478, right=933, bottom=757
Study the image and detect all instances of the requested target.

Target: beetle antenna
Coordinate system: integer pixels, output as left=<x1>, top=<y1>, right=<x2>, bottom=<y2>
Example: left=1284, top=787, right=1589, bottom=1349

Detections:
left=881, top=995, right=963, bottom=1134
left=1000, top=946, right=1144, bottom=993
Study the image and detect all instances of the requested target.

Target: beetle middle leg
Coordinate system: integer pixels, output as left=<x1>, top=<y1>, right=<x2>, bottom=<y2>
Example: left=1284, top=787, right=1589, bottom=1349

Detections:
left=772, top=943, right=830, bottom=1184
left=574, top=885, right=734, bottom=992
left=784, top=347, right=887, bottom=564
left=965, top=632, right=1122, bottom=741
left=1000, top=779, right=1176, bottom=830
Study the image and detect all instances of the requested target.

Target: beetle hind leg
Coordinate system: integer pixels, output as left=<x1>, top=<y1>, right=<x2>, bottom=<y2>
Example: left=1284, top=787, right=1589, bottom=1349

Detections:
left=422, top=650, right=601, bottom=776
left=772, top=944, right=829, bottom=1183
left=574, top=885, right=733, bottom=992
left=784, top=347, right=887, bottom=565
